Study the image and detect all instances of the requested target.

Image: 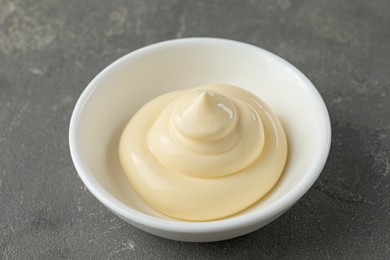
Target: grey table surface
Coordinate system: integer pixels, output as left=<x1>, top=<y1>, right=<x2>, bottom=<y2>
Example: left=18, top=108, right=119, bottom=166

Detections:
left=1, top=0, right=389, bottom=259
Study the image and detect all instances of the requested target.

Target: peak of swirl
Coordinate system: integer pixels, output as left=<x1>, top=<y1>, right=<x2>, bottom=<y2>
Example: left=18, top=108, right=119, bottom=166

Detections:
left=172, top=89, right=237, bottom=141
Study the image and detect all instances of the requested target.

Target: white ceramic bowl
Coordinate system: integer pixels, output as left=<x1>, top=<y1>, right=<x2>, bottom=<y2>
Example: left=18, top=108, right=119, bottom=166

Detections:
left=69, top=38, right=331, bottom=242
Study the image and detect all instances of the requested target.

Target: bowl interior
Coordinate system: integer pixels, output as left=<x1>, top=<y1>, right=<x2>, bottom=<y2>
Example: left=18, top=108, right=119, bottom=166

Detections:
left=72, top=39, right=330, bottom=222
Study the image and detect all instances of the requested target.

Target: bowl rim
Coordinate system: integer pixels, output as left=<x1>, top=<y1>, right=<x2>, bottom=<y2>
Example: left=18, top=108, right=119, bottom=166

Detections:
left=69, top=37, right=331, bottom=234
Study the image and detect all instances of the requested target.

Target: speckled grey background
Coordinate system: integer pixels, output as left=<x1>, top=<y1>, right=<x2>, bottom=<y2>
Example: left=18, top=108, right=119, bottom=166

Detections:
left=0, top=0, right=389, bottom=259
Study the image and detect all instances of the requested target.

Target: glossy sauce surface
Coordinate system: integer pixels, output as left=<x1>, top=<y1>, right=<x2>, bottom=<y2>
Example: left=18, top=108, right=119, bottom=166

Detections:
left=119, top=84, right=287, bottom=221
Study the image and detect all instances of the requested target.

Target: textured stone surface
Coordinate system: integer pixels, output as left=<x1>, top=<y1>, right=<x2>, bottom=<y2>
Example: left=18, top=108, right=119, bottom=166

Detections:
left=0, top=0, right=389, bottom=259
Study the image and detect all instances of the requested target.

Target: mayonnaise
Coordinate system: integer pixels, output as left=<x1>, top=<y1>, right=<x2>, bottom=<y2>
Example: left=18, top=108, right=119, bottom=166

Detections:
left=119, top=84, right=287, bottom=221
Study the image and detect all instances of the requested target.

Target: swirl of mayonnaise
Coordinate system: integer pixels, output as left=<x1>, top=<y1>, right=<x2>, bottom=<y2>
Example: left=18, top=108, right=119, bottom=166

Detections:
left=119, top=84, right=287, bottom=221
left=148, top=89, right=265, bottom=178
